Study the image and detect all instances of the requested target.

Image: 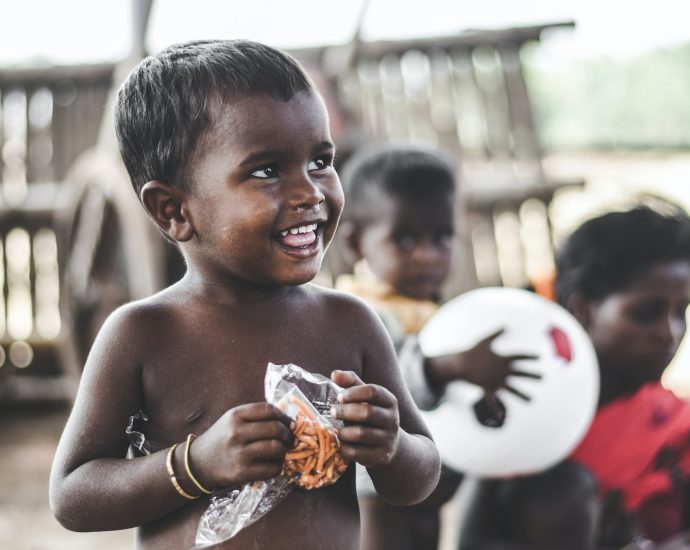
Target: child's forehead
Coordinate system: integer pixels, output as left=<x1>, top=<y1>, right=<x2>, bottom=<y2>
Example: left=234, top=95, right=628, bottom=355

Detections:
left=205, top=90, right=330, bottom=147
left=363, top=189, right=454, bottom=231
left=385, top=189, right=453, bottom=213
left=212, top=89, right=322, bottom=125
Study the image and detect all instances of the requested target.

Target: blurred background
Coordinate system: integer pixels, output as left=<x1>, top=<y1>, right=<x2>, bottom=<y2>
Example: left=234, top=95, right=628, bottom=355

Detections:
left=1, top=0, right=689, bottom=548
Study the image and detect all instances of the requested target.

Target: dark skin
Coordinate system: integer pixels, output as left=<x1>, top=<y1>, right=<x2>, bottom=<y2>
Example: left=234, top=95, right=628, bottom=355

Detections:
left=345, top=191, right=539, bottom=550
left=459, top=260, right=690, bottom=549
left=49, top=90, right=440, bottom=549
left=570, top=261, right=690, bottom=407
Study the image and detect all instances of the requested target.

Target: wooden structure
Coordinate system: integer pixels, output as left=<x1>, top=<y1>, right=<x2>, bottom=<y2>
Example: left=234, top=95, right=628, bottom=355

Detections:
left=0, top=17, right=580, bottom=400
left=291, top=21, right=581, bottom=294
left=0, top=64, right=115, bottom=400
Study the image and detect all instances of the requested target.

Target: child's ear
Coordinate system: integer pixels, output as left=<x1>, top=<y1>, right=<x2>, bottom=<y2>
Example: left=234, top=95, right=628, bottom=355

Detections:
left=339, top=221, right=363, bottom=262
left=140, top=180, right=194, bottom=242
left=567, top=292, right=592, bottom=330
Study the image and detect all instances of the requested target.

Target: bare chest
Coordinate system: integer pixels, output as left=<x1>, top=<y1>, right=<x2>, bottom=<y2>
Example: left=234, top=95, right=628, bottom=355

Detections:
left=138, top=310, right=360, bottom=443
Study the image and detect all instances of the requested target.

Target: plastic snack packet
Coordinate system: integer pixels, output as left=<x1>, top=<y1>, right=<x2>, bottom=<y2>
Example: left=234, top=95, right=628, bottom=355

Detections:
left=194, top=362, right=348, bottom=547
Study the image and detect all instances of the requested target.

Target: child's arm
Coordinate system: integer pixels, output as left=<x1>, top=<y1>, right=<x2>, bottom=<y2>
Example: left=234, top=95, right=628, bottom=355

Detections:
left=330, top=303, right=441, bottom=506
left=49, top=305, right=293, bottom=532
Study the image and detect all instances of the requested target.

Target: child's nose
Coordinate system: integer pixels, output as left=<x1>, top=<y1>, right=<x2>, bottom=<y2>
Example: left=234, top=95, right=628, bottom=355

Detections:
left=411, top=240, right=443, bottom=264
left=288, top=174, right=325, bottom=211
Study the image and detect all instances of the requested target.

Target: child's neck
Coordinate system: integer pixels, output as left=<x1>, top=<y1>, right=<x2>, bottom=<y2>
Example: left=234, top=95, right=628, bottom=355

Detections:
left=598, top=374, right=653, bottom=407
left=179, top=268, right=295, bottom=307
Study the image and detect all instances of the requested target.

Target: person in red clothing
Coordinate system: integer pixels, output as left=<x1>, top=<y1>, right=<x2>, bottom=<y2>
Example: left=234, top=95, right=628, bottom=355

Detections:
left=459, top=201, right=690, bottom=549
left=559, top=202, right=690, bottom=547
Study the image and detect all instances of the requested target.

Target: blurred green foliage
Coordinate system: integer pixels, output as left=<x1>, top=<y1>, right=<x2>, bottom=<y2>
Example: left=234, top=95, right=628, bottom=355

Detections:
left=523, top=41, right=690, bottom=151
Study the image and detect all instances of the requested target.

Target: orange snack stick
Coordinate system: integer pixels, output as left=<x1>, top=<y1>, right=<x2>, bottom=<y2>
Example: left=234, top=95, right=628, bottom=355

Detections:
left=281, top=394, right=349, bottom=489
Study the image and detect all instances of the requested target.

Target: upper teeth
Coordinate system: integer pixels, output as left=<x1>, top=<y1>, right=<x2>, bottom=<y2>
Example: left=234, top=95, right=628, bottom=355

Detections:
left=281, top=223, right=318, bottom=237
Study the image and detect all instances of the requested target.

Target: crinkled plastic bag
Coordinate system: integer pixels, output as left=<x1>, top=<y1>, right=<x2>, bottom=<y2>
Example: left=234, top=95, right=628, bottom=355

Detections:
left=194, top=362, right=346, bottom=548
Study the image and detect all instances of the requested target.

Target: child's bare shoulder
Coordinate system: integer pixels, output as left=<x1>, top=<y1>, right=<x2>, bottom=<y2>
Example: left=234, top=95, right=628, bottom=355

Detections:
left=107, top=286, right=179, bottom=326
left=89, top=285, right=187, bottom=359
left=306, top=283, right=383, bottom=326
left=302, top=283, right=392, bottom=357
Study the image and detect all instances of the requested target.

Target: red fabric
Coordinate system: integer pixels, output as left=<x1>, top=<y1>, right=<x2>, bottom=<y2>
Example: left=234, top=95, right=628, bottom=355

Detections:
left=571, top=382, right=690, bottom=538
left=637, top=492, right=684, bottom=543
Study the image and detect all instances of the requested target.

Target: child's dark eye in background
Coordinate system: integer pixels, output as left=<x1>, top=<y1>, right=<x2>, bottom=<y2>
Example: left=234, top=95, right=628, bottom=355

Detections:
left=435, top=231, right=454, bottom=249
left=630, top=300, right=666, bottom=324
left=393, top=230, right=454, bottom=252
left=394, top=234, right=417, bottom=252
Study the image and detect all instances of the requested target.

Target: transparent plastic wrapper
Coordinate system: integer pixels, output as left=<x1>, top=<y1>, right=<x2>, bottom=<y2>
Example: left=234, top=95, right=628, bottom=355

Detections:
left=126, top=410, right=152, bottom=456
left=194, top=362, right=348, bottom=548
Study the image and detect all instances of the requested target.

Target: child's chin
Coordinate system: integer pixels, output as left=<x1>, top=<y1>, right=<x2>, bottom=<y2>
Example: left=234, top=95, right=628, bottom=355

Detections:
left=280, top=266, right=321, bottom=286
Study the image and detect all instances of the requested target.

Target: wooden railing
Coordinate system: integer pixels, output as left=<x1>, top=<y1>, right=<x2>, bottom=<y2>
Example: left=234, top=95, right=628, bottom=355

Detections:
left=0, top=64, right=113, bottom=399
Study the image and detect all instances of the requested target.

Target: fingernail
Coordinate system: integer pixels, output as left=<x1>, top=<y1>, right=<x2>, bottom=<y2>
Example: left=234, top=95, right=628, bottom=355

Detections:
left=330, top=406, right=337, bottom=419
left=290, top=420, right=296, bottom=431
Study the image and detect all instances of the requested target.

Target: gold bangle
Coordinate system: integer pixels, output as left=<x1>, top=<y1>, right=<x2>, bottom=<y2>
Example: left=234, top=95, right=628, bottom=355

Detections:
left=183, top=434, right=213, bottom=495
left=166, top=444, right=199, bottom=500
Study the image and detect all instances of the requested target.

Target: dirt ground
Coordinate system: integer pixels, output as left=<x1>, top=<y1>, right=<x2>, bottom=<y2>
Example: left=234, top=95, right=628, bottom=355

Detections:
left=0, top=403, right=135, bottom=549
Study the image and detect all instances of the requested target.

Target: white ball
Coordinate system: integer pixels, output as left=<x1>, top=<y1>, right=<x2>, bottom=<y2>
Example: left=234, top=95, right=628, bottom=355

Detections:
left=418, top=287, right=599, bottom=478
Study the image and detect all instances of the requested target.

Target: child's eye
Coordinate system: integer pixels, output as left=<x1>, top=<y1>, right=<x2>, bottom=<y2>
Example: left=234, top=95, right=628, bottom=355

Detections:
left=435, top=231, right=454, bottom=248
left=630, top=301, right=665, bottom=324
left=308, top=155, right=333, bottom=172
left=394, top=234, right=417, bottom=251
left=251, top=165, right=278, bottom=179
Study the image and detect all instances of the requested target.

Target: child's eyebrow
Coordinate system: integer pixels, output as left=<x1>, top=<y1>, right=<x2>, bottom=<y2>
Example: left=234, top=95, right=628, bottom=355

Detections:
left=238, top=141, right=335, bottom=167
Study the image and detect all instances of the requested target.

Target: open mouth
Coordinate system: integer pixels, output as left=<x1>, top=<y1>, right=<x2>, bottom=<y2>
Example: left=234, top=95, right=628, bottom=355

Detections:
left=274, top=222, right=323, bottom=256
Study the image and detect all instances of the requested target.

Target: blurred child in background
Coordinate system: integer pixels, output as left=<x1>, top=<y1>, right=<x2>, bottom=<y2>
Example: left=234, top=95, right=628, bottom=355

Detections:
left=459, top=201, right=690, bottom=549
left=562, top=203, right=690, bottom=547
left=336, top=142, right=540, bottom=550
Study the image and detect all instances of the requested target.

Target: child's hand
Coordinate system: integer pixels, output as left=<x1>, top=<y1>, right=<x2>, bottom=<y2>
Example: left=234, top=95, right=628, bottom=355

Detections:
left=425, top=328, right=541, bottom=400
left=330, top=370, right=400, bottom=469
left=190, top=403, right=294, bottom=489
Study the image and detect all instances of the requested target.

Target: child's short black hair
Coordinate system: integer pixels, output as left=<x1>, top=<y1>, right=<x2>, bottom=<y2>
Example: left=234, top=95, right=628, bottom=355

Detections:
left=339, top=142, right=457, bottom=229
left=114, top=39, right=314, bottom=197
left=555, top=201, right=690, bottom=307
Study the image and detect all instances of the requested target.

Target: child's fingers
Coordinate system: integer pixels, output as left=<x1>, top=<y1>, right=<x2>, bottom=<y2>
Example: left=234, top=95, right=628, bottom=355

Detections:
left=502, top=383, right=532, bottom=401
left=331, top=402, right=398, bottom=429
left=505, top=353, right=539, bottom=363
left=243, top=439, right=290, bottom=462
left=338, top=443, right=391, bottom=467
left=479, top=327, right=505, bottom=344
left=338, top=425, right=390, bottom=446
left=234, top=402, right=293, bottom=426
left=236, top=420, right=294, bottom=445
left=241, top=461, right=285, bottom=482
left=338, top=383, right=397, bottom=407
left=330, top=369, right=364, bottom=389
left=507, top=368, right=542, bottom=380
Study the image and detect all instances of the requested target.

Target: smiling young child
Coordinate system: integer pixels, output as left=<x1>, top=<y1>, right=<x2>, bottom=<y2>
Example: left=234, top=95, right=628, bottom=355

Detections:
left=48, top=40, right=440, bottom=549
